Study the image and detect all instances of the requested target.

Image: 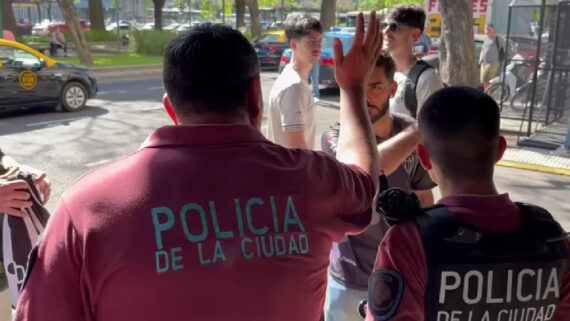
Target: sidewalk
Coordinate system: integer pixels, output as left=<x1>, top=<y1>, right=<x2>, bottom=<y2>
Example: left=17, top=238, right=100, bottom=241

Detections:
left=498, top=118, right=570, bottom=176
left=498, top=147, right=570, bottom=175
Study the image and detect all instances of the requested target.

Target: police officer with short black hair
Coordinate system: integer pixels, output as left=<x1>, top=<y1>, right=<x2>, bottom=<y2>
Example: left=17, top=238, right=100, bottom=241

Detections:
left=365, top=87, right=570, bottom=321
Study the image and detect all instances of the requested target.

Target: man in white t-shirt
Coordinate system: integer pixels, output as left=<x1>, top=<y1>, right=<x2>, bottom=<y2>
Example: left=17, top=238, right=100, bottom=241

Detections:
left=384, top=5, right=443, bottom=119
left=267, top=15, right=323, bottom=149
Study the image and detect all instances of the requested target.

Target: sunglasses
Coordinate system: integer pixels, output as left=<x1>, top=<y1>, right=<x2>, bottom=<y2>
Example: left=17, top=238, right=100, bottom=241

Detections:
left=381, top=22, right=403, bottom=33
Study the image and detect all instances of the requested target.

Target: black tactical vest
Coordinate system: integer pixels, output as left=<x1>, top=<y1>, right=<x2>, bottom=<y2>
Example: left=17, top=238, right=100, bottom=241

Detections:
left=419, top=204, right=569, bottom=321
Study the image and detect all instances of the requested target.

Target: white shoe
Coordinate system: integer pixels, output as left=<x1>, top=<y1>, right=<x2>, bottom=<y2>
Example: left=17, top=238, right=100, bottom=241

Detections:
left=550, top=146, right=570, bottom=157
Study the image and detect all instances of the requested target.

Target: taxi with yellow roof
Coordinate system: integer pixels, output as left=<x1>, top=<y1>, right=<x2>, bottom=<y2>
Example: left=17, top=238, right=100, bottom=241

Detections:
left=0, top=39, right=97, bottom=112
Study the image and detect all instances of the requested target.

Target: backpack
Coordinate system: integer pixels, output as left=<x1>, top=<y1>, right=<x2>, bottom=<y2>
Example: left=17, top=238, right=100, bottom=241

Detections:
left=404, top=60, right=434, bottom=118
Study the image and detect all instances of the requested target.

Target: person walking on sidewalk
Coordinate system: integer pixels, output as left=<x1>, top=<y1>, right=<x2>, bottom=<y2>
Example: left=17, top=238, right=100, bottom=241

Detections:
left=267, top=15, right=323, bottom=149
left=479, top=24, right=505, bottom=90
left=15, top=14, right=384, bottom=321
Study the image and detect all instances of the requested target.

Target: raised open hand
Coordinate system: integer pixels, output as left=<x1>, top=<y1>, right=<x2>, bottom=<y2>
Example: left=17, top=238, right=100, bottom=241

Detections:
left=333, top=11, right=383, bottom=91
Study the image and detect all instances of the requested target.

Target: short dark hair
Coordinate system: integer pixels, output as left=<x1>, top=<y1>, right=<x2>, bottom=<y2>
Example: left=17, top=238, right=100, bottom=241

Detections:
left=375, top=50, right=396, bottom=82
left=285, top=15, right=322, bottom=42
left=418, top=87, right=501, bottom=179
left=163, top=24, right=259, bottom=114
left=387, top=4, right=426, bottom=33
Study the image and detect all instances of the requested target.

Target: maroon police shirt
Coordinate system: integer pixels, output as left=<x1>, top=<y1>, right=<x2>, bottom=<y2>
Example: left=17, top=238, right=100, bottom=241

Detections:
left=15, top=124, right=376, bottom=321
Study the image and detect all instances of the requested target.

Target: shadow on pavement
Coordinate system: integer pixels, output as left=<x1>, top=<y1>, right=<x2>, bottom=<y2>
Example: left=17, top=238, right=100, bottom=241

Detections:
left=318, top=87, right=341, bottom=110
left=0, top=106, right=109, bottom=136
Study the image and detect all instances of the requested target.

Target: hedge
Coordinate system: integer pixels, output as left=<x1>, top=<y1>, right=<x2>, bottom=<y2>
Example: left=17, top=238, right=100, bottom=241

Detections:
left=132, top=31, right=178, bottom=56
left=20, top=30, right=118, bottom=44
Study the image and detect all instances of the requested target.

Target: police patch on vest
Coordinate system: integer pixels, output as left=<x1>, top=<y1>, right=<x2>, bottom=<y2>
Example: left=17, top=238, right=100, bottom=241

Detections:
left=368, top=270, right=404, bottom=320
left=431, top=260, right=567, bottom=321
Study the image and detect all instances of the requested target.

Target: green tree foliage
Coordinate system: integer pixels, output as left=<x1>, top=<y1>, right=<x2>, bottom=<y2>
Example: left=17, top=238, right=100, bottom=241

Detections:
left=359, top=0, right=423, bottom=11
left=225, top=0, right=234, bottom=16
left=258, top=0, right=298, bottom=9
left=200, top=0, right=216, bottom=20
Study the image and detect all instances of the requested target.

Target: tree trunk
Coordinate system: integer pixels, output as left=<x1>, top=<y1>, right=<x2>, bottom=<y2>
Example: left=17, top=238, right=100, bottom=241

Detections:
left=247, top=0, right=261, bottom=40
left=88, top=0, right=106, bottom=30
left=235, top=0, right=245, bottom=30
left=2, top=0, right=19, bottom=37
left=36, top=2, right=42, bottom=22
left=47, top=1, right=53, bottom=21
left=56, top=0, right=93, bottom=66
left=320, top=0, right=336, bottom=32
left=153, top=0, right=165, bottom=31
left=439, top=0, right=478, bottom=87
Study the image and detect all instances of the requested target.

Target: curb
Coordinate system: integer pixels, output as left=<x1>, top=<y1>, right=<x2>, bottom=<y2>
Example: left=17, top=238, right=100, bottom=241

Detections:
left=497, top=160, right=570, bottom=176
left=90, top=65, right=163, bottom=74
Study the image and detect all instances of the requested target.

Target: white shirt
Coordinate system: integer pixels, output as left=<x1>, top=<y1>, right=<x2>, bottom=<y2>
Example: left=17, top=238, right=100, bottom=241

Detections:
left=266, top=64, right=316, bottom=149
left=390, top=66, right=444, bottom=118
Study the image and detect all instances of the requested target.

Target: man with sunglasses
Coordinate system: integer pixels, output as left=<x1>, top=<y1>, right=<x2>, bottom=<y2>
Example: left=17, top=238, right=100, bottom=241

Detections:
left=383, top=5, right=443, bottom=120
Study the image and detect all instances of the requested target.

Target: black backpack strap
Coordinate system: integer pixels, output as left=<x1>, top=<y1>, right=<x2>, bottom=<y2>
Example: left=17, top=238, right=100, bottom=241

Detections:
left=515, top=202, right=569, bottom=242
left=495, top=36, right=505, bottom=62
left=404, top=61, right=432, bottom=118
left=415, top=206, right=458, bottom=242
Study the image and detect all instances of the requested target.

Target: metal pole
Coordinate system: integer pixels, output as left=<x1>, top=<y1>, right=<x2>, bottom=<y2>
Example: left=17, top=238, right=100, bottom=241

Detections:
left=223, top=0, right=225, bottom=24
left=544, top=3, right=561, bottom=125
left=117, top=1, right=122, bottom=51
left=0, top=0, right=4, bottom=38
left=281, top=0, right=284, bottom=22
left=500, top=5, right=513, bottom=112
left=527, top=0, right=547, bottom=137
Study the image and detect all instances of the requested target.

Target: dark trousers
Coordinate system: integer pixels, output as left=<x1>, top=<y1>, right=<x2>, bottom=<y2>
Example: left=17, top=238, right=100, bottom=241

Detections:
left=50, top=42, right=67, bottom=57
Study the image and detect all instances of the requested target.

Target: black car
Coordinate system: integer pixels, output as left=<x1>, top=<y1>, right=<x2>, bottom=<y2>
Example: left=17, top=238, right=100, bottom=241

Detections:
left=0, top=39, right=97, bottom=113
left=253, top=31, right=289, bottom=70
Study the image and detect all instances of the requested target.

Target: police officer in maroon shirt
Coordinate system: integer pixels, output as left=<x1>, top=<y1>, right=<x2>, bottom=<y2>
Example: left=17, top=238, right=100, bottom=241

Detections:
left=365, top=87, right=570, bottom=321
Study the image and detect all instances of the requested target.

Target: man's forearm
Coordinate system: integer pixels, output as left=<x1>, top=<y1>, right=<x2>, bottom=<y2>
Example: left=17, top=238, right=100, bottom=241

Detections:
left=286, top=131, right=309, bottom=150
left=414, top=189, right=435, bottom=207
left=337, top=87, right=380, bottom=188
left=377, top=123, right=420, bottom=175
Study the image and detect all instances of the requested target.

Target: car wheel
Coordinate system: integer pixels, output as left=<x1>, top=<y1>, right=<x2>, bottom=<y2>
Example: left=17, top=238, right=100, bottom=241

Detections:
left=61, top=81, right=88, bottom=112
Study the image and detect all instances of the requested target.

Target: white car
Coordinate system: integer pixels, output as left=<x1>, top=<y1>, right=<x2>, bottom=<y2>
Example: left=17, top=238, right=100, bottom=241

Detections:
left=163, top=23, right=181, bottom=31
left=142, top=23, right=155, bottom=30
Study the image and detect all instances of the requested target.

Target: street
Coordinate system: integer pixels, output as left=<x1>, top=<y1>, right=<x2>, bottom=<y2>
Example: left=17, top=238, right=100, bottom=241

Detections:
left=0, top=71, right=569, bottom=318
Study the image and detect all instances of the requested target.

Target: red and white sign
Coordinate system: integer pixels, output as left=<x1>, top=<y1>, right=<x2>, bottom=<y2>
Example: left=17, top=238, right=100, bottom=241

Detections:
left=425, top=0, right=490, bottom=38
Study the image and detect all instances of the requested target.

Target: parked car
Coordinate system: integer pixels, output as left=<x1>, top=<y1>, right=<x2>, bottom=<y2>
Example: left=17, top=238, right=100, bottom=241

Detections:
left=0, top=39, right=97, bottom=112
left=163, top=23, right=181, bottom=32
left=49, top=20, right=91, bottom=33
left=174, top=21, right=204, bottom=33
left=278, top=28, right=356, bottom=88
left=17, top=23, right=34, bottom=36
left=254, top=30, right=289, bottom=70
left=142, top=23, right=155, bottom=30
left=106, top=23, right=139, bottom=32
left=32, top=20, right=91, bottom=36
